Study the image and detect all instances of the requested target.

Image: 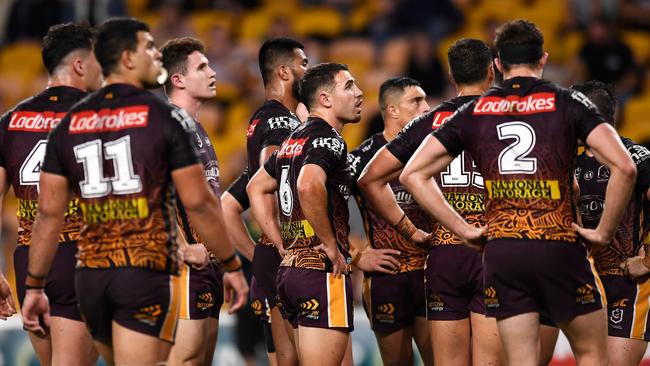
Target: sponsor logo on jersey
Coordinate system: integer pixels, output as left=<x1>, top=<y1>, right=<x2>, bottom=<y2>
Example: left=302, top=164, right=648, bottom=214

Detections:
left=277, top=137, right=308, bottom=158
left=8, top=111, right=67, bottom=132
left=79, top=197, right=149, bottom=224
left=629, top=144, right=650, bottom=165
left=443, top=192, right=485, bottom=212
left=69, top=106, right=149, bottom=133
left=247, top=118, right=260, bottom=137
left=347, top=154, right=362, bottom=176
left=268, top=116, right=299, bottom=130
left=432, top=111, right=454, bottom=128
left=485, top=179, right=561, bottom=200
left=312, top=137, right=344, bottom=158
left=473, top=93, right=555, bottom=115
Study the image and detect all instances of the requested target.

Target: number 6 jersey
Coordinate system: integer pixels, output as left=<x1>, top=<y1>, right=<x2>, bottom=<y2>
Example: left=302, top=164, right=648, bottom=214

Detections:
left=433, top=77, right=606, bottom=243
left=41, top=84, right=200, bottom=274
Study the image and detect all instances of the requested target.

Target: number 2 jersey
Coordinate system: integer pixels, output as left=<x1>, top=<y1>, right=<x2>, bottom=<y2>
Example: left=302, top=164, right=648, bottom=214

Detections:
left=576, top=137, right=650, bottom=276
left=264, top=117, right=351, bottom=271
left=41, top=83, right=200, bottom=274
left=434, top=77, right=606, bottom=243
left=0, top=86, right=85, bottom=246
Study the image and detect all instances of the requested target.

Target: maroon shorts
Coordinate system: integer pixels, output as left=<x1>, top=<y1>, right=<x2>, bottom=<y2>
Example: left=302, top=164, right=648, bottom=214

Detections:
left=425, top=244, right=484, bottom=320
left=252, top=244, right=281, bottom=309
left=483, top=239, right=605, bottom=323
left=603, top=276, right=650, bottom=341
left=14, top=242, right=82, bottom=321
left=178, top=262, right=223, bottom=320
left=362, top=270, right=426, bottom=333
left=250, top=276, right=272, bottom=323
left=277, top=266, right=353, bottom=331
left=75, top=267, right=181, bottom=345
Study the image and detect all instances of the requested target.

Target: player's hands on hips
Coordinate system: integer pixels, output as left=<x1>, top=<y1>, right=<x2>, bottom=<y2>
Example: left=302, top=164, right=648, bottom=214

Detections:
left=410, top=229, right=432, bottom=248
left=316, top=242, right=348, bottom=278
left=571, top=223, right=611, bottom=249
left=222, top=270, right=249, bottom=314
left=0, top=274, right=16, bottom=319
left=356, top=247, right=400, bottom=274
left=179, top=244, right=210, bottom=270
left=21, top=289, right=50, bottom=337
left=462, top=225, right=488, bottom=251
left=621, top=256, right=650, bottom=279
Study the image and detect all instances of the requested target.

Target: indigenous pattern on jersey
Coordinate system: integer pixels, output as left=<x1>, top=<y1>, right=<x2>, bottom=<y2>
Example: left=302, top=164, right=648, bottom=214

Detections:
left=576, top=137, right=650, bottom=276
left=264, top=117, right=352, bottom=271
left=386, top=96, right=486, bottom=245
left=226, top=168, right=250, bottom=209
left=348, top=133, right=428, bottom=272
left=0, top=86, right=85, bottom=246
left=41, top=84, right=200, bottom=274
left=434, top=77, right=606, bottom=243
left=246, top=99, right=300, bottom=247
left=176, top=121, right=221, bottom=244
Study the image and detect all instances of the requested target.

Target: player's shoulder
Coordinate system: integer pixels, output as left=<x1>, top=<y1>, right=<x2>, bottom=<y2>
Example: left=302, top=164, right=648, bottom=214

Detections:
left=350, top=133, right=384, bottom=157
left=621, top=136, right=650, bottom=165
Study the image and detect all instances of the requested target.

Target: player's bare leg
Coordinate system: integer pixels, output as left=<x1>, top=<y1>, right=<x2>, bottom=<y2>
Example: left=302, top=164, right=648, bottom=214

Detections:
left=292, top=327, right=301, bottom=364
left=341, top=336, right=353, bottom=366
left=271, top=307, right=299, bottom=366
left=559, top=309, right=608, bottom=366
left=297, top=327, right=348, bottom=366
left=538, top=325, right=559, bottom=366
left=470, top=312, right=504, bottom=365
left=375, top=327, right=414, bottom=366
left=50, top=317, right=98, bottom=366
left=94, top=341, right=114, bottom=366
left=607, top=336, right=647, bottom=366
left=413, top=316, right=433, bottom=365
left=28, top=332, right=52, bottom=366
left=112, top=322, right=173, bottom=366
left=203, top=317, right=219, bottom=365
left=496, top=312, right=540, bottom=366
left=430, top=319, right=470, bottom=366
left=167, top=318, right=213, bottom=366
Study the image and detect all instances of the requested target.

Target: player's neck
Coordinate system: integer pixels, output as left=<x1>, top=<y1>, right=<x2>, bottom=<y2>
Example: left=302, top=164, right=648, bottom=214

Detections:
left=382, top=119, right=402, bottom=141
left=47, top=73, right=85, bottom=92
left=457, top=84, right=486, bottom=97
left=266, top=82, right=298, bottom=112
left=104, top=73, right=144, bottom=89
left=310, top=110, right=344, bottom=133
left=502, top=66, right=543, bottom=80
left=169, top=92, right=202, bottom=121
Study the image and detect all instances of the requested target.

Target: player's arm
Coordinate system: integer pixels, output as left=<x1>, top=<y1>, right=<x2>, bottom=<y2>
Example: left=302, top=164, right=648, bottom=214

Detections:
left=401, top=135, right=486, bottom=250
left=574, top=124, right=637, bottom=247
left=0, top=166, right=16, bottom=319
left=298, top=164, right=348, bottom=277
left=221, top=191, right=255, bottom=262
left=246, top=165, right=283, bottom=248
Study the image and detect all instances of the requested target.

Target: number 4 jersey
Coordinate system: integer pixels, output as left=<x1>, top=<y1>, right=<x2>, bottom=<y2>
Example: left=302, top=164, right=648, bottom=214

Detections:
left=41, top=83, right=200, bottom=274
left=0, top=86, right=86, bottom=246
left=434, top=77, right=606, bottom=243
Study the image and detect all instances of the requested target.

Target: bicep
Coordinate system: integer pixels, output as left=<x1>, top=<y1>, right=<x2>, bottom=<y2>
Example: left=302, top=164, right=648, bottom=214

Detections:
left=172, top=163, right=215, bottom=210
left=247, top=165, right=278, bottom=195
left=259, top=145, right=280, bottom=167
left=359, top=147, right=404, bottom=185
left=586, top=124, right=632, bottom=170
left=404, top=135, right=456, bottom=177
left=221, top=191, right=245, bottom=216
left=297, top=164, right=327, bottom=195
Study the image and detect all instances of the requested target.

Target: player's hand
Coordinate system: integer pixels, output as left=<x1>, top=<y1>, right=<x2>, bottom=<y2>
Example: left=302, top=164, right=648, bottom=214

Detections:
left=275, top=243, right=288, bottom=258
left=0, top=274, right=16, bottom=320
left=222, top=270, right=249, bottom=314
left=21, top=289, right=50, bottom=337
left=410, top=229, right=432, bottom=248
left=571, top=223, right=611, bottom=249
left=461, top=225, right=488, bottom=251
left=179, top=244, right=210, bottom=270
left=621, top=256, right=650, bottom=279
left=316, top=242, right=348, bottom=278
left=355, top=247, right=400, bottom=274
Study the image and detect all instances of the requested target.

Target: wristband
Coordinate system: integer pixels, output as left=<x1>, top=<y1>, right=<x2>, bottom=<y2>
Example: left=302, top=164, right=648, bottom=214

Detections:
left=25, top=285, right=45, bottom=290
left=393, top=214, right=417, bottom=240
left=26, top=271, right=46, bottom=288
left=221, top=254, right=243, bottom=272
left=220, top=253, right=238, bottom=265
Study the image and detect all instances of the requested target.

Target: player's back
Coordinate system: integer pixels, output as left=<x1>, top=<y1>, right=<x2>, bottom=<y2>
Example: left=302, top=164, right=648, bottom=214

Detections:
left=0, top=86, right=86, bottom=246
left=441, top=76, right=604, bottom=242
left=44, top=83, right=199, bottom=274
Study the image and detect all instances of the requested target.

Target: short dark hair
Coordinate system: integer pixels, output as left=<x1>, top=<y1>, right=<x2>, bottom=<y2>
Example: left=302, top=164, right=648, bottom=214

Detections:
left=571, top=81, right=617, bottom=126
left=95, top=17, right=150, bottom=77
left=160, top=37, right=206, bottom=92
left=258, top=37, right=304, bottom=86
left=379, top=77, right=421, bottom=110
left=299, top=63, right=348, bottom=109
left=494, top=19, right=544, bottom=71
left=41, top=22, right=95, bottom=76
left=447, top=38, right=493, bottom=85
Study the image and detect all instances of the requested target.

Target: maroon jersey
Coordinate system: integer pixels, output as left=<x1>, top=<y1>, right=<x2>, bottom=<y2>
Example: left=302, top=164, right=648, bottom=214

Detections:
left=264, top=117, right=351, bottom=271
left=176, top=120, right=221, bottom=245
left=349, top=133, right=429, bottom=272
left=434, top=77, right=606, bottom=243
left=226, top=168, right=250, bottom=210
left=386, top=95, right=486, bottom=245
left=246, top=99, right=300, bottom=247
left=41, top=84, right=200, bottom=274
left=0, top=86, right=85, bottom=246
left=576, top=137, right=650, bottom=276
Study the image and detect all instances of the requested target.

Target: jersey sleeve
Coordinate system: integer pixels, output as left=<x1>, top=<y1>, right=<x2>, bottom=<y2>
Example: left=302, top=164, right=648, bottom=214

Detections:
left=261, top=114, right=296, bottom=148
left=41, top=122, right=68, bottom=176
left=303, top=135, right=345, bottom=176
left=432, top=110, right=465, bottom=158
left=566, top=90, right=607, bottom=143
left=386, top=117, right=427, bottom=165
left=347, top=148, right=365, bottom=182
left=263, top=151, right=278, bottom=179
left=165, top=107, right=201, bottom=171
left=627, top=143, right=650, bottom=194
left=226, top=169, right=251, bottom=210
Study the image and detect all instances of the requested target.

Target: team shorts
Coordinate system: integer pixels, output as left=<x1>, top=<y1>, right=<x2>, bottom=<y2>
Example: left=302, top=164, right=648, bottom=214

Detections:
left=250, top=276, right=272, bottom=323
left=178, top=262, right=223, bottom=320
left=75, top=267, right=181, bottom=345
left=483, top=239, right=605, bottom=323
left=14, top=241, right=81, bottom=321
left=251, top=244, right=282, bottom=309
left=603, top=275, right=650, bottom=341
left=277, top=266, right=353, bottom=331
left=425, top=244, right=484, bottom=320
left=362, top=269, right=426, bottom=332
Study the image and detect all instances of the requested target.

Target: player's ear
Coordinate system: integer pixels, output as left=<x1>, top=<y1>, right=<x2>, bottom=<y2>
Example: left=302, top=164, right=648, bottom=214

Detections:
left=72, top=57, right=85, bottom=77
left=318, top=90, right=331, bottom=108
left=170, top=73, right=184, bottom=89
left=386, top=104, right=398, bottom=119
left=278, top=64, right=291, bottom=82
left=121, top=49, right=135, bottom=70
left=539, top=52, right=549, bottom=69
left=494, top=57, right=504, bottom=74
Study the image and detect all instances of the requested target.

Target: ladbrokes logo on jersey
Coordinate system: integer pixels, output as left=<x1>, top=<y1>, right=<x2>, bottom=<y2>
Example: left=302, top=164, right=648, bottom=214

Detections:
left=69, top=105, right=149, bottom=134
left=432, top=111, right=453, bottom=128
left=473, top=93, right=555, bottom=115
left=277, top=137, right=308, bottom=158
left=9, top=111, right=67, bottom=132
left=247, top=118, right=260, bottom=137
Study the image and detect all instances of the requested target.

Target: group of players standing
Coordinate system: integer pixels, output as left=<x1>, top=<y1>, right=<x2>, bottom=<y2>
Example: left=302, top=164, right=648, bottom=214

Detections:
left=0, top=13, right=647, bottom=366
